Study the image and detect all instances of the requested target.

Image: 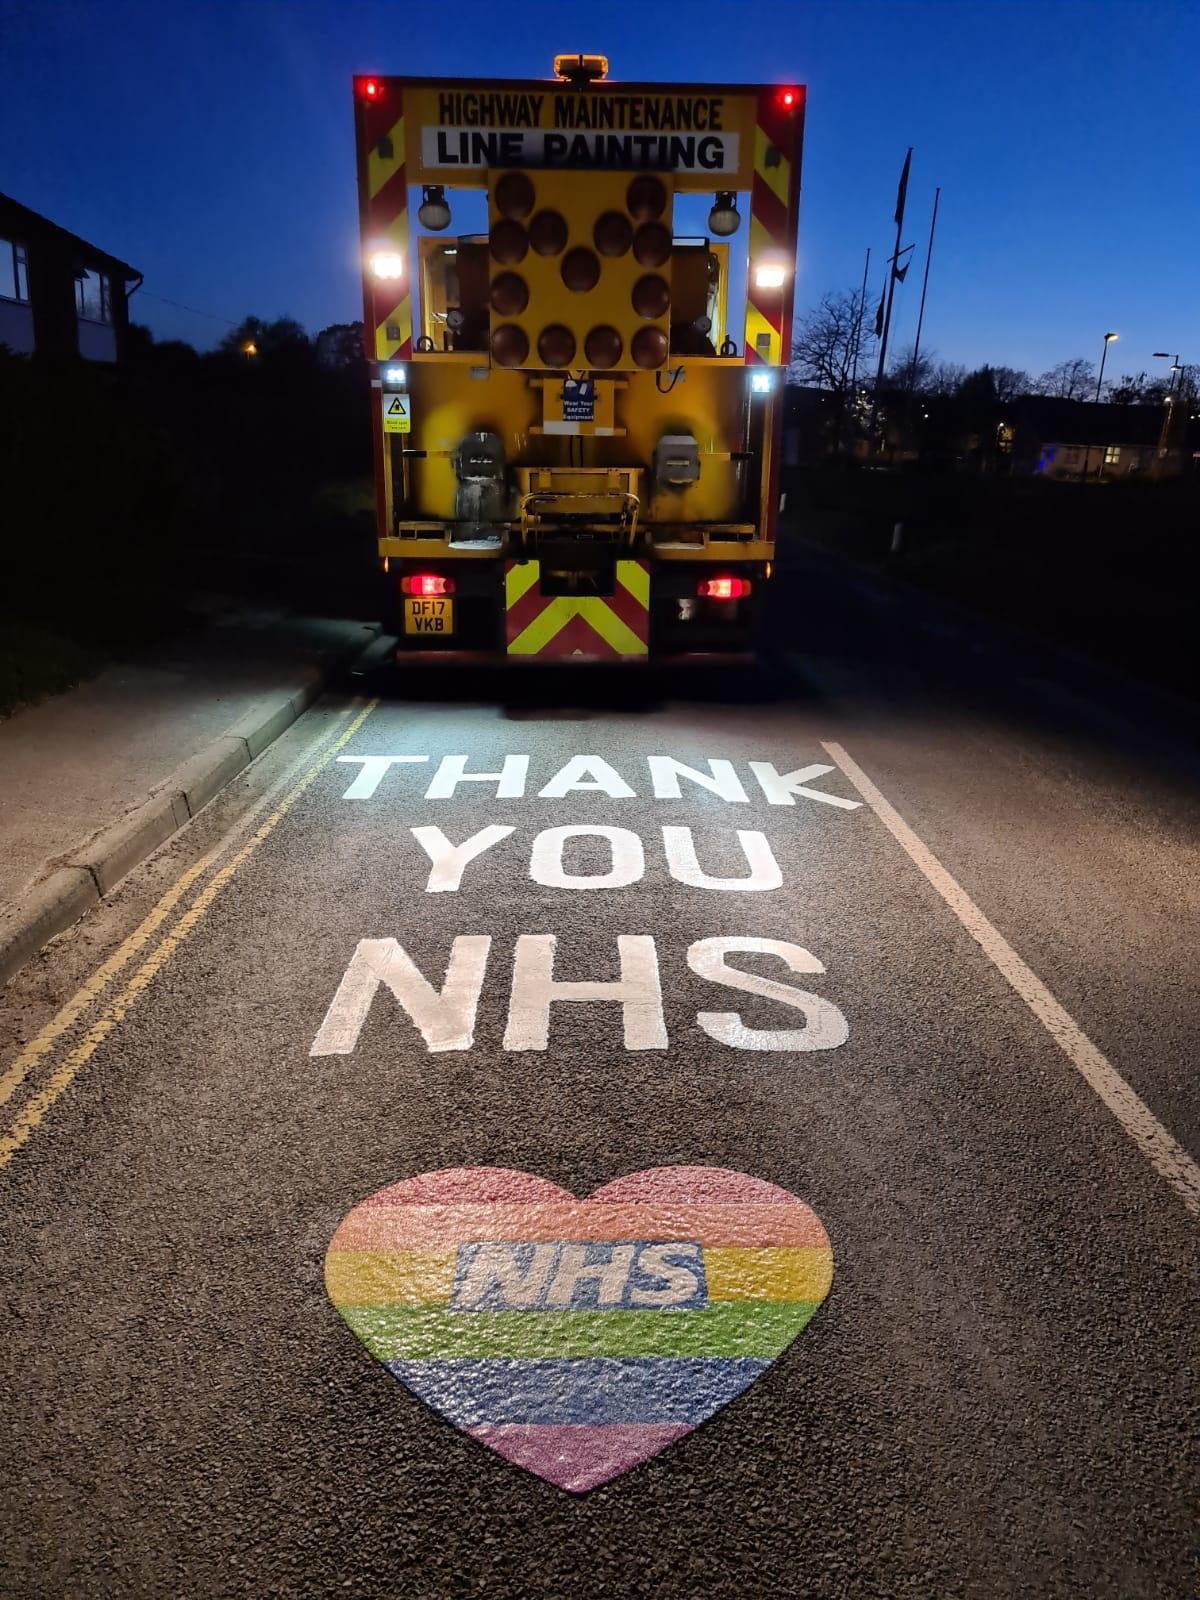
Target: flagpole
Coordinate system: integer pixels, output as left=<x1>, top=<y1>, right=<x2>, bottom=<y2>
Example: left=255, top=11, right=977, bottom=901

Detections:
left=850, top=246, right=871, bottom=393
left=868, top=146, right=913, bottom=449
left=907, top=186, right=941, bottom=392
left=845, top=246, right=871, bottom=455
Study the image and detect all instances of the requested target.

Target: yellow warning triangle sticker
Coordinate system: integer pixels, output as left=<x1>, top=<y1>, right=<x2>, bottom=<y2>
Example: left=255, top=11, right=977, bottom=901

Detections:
left=386, top=396, right=407, bottom=415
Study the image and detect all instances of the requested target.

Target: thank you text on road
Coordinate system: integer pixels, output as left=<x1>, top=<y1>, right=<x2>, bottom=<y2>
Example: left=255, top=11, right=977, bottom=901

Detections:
left=311, top=751, right=861, bottom=1060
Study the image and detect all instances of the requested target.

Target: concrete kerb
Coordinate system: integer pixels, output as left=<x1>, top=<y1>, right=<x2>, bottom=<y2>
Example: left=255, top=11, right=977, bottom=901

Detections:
left=0, top=868, right=100, bottom=988
left=0, top=628, right=380, bottom=988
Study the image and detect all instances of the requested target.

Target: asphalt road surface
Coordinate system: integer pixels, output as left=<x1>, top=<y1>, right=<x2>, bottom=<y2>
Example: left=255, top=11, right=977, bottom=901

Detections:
left=3, top=550, right=1198, bottom=1598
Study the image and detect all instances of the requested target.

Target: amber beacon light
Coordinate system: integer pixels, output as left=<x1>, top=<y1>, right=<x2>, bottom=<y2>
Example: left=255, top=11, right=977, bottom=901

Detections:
left=553, top=53, right=609, bottom=83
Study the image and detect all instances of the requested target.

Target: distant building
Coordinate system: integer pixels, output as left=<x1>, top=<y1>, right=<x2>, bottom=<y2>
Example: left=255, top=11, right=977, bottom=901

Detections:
left=1030, top=399, right=1184, bottom=480
left=1035, top=441, right=1161, bottom=481
left=0, top=193, right=142, bottom=363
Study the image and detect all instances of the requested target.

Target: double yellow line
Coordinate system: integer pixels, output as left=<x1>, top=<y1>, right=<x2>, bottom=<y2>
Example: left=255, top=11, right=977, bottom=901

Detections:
left=0, top=697, right=379, bottom=1169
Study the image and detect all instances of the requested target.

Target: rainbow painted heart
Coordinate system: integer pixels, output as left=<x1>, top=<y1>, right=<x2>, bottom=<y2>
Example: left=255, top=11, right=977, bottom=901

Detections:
left=325, top=1165, right=833, bottom=1493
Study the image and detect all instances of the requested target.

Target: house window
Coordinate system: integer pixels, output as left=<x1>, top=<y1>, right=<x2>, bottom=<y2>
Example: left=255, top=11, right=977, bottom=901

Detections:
left=1, top=239, right=29, bottom=302
left=1104, top=445, right=1119, bottom=465
left=75, top=269, right=112, bottom=324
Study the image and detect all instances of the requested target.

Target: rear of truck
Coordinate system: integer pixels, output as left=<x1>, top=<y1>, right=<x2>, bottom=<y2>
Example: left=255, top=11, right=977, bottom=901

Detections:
left=353, top=56, right=804, bottom=660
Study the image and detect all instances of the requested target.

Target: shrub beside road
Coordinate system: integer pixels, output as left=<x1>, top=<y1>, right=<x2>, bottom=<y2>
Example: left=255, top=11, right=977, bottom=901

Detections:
left=783, top=465, right=1200, bottom=701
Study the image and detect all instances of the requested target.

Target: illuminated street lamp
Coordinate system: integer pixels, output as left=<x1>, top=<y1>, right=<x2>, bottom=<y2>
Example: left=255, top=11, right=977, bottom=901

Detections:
left=1151, top=351, right=1185, bottom=472
left=1151, top=350, right=1181, bottom=392
left=242, top=340, right=258, bottom=357
left=1094, top=331, right=1118, bottom=401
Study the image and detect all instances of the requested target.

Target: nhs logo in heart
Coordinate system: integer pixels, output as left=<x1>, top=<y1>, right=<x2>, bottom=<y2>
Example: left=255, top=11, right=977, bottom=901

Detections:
left=326, top=1166, right=833, bottom=1493
left=451, top=1239, right=711, bottom=1312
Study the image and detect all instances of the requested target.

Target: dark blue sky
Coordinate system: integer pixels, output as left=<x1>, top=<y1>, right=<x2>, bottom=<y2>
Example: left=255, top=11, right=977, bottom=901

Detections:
left=2, top=0, right=1196, bottom=377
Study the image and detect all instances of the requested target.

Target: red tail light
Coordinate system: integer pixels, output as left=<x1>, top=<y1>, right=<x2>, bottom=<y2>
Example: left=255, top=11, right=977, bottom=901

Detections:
left=401, top=573, right=455, bottom=596
left=698, top=576, right=751, bottom=600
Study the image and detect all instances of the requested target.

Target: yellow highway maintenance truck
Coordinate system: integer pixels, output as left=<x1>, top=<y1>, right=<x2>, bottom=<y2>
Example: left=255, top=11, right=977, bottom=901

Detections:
left=353, top=54, right=804, bottom=659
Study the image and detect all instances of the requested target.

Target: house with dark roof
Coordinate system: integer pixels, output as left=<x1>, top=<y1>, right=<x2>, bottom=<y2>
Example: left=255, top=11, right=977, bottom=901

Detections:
left=0, top=193, right=142, bottom=363
left=1021, top=396, right=1185, bottom=480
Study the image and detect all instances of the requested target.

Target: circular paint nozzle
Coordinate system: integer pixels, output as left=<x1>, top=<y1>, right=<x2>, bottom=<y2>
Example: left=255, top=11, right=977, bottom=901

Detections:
left=632, top=326, right=669, bottom=369
left=494, top=171, right=536, bottom=219
left=491, top=324, right=529, bottom=367
left=632, top=274, right=671, bottom=319
left=490, top=220, right=529, bottom=265
left=584, top=326, right=623, bottom=368
left=529, top=210, right=568, bottom=256
left=490, top=272, right=529, bottom=317
left=561, top=247, right=601, bottom=292
left=537, top=324, right=576, bottom=368
left=593, top=211, right=633, bottom=257
left=633, top=222, right=672, bottom=268
left=626, top=175, right=667, bottom=222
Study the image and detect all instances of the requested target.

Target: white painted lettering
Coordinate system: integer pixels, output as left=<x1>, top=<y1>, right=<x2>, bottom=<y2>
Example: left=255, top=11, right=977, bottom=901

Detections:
left=647, top=756, right=748, bottom=804
left=662, top=826, right=781, bottom=891
left=687, top=936, right=849, bottom=1050
left=453, top=1242, right=557, bottom=1309
left=538, top=755, right=636, bottom=799
left=310, top=936, right=491, bottom=1055
left=504, top=933, right=667, bottom=1050
left=544, top=1243, right=637, bottom=1307
left=337, top=754, right=428, bottom=799
left=629, top=1243, right=704, bottom=1306
left=425, top=754, right=529, bottom=799
left=749, top=761, right=862, bottom=810
left=529, top=825, right=645, bottom=889
left=411, top=824, right=515, bottom=892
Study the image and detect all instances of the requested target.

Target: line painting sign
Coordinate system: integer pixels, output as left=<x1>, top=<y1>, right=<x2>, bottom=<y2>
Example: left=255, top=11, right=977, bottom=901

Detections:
left=325, top=1164, right=833, bottom=1492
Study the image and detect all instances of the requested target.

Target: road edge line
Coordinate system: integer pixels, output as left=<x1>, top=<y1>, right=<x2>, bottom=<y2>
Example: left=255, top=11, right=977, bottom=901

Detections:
left=0, top=697, right=380, bottom=1169
left=0, top=627, right=380, bottom=989
left=0, top=696, right=375, bottom=1114
left=822, top=738, right=1200, bottom=1220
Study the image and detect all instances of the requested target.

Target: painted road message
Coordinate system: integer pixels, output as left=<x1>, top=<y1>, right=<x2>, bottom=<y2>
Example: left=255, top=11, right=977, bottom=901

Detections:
left=325, top=1164, right=833, bottom=1493
left=312, top=751, right=862, bottom=1058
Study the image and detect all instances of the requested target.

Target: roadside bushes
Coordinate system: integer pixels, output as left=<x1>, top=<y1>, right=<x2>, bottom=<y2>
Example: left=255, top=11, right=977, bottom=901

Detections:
left=0, top=334, right=374, bottom=712
left=780, top=462, right=1200, bottom=696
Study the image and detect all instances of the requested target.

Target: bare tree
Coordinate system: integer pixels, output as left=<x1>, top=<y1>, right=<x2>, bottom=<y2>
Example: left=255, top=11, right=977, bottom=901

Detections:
left=790, top=289, right=876, bottom=452
left=1034, top=357, right=1096, bottom=400
left=1106, top=370, right=1153, bottom=404
left=790, top=290, right=875, bottom=393
left=886, top=343, right=937, bottom=392
left=992, top=366, right=1031, bottom=402
left=927, top=360, right=968, bottom=395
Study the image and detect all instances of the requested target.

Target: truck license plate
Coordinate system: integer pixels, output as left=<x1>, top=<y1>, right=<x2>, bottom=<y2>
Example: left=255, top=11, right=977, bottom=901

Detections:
left=403, top=597, right=455, bottom=636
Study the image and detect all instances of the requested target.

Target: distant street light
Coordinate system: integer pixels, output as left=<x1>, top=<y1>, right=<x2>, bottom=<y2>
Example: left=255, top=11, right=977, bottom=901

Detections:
left=242, top=340, right=258, bottom=357
left=1094, top=331, right=1118, bottom=401
left=1151, top=351, right=1181, bottom=392
left=1151, top=351, right=1186, bottom=472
